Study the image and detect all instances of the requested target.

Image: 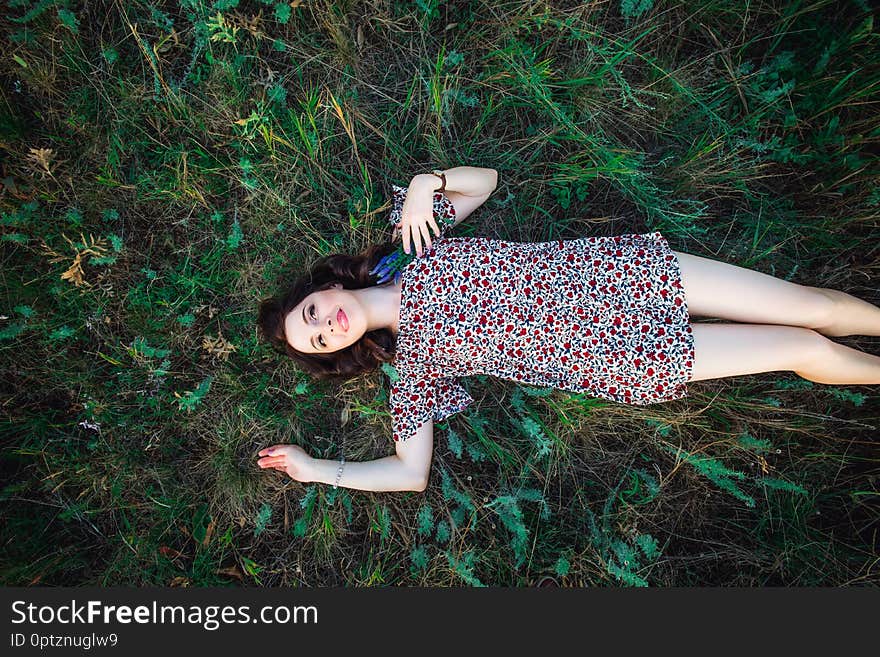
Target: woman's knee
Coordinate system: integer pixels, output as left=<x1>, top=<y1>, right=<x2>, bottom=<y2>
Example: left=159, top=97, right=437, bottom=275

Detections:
left=800, top=286, right=840, bottom=331
left=689, top=323, right=830, bottom=382
left=793, top=326, right=837, bottom=370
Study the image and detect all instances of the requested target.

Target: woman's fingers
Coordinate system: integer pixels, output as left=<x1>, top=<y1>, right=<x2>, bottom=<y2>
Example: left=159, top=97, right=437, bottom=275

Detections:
left=428, top=216, right=441, bottom=238
left=403, top=223, right=413, bottom=254
left=402, top=216, right=439, bottom=256
left=258, top=456, right=286, bottom=468
left=405, top=221, right=432, bottom=257
left=259, top=457, right=289, bottom=472
left=258, top=445, right=303, bottom=477
left=419, top=223, right=432, bottom=254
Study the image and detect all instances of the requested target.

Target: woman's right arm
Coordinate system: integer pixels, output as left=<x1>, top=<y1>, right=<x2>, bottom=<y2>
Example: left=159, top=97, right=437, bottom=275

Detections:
left=257, top=419, right=434, bottom=493
left=308, top=452, right=427, bottom=493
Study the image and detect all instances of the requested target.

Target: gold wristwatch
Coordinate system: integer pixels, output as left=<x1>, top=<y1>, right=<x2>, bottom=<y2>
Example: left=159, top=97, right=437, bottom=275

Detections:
left=429, top=169, right=446, bottom=192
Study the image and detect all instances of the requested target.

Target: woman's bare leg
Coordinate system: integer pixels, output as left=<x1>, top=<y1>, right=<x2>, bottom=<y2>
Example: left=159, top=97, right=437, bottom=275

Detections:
left=673, top=251, right=880, bottom=337
left=690, top=323, right=880, bottom=385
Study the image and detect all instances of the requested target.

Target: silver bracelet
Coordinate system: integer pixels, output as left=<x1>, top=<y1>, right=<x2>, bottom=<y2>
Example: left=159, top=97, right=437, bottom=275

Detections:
left=333, top=456, right=345, bottom=489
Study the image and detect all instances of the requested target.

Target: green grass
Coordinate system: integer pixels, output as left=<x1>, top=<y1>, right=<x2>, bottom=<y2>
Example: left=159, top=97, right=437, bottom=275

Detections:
left=1, top=0, right=878, bottom=586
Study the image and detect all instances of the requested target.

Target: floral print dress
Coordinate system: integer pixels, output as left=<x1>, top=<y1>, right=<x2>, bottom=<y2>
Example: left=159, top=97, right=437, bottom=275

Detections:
left=385, top=184, right=695, bottom=443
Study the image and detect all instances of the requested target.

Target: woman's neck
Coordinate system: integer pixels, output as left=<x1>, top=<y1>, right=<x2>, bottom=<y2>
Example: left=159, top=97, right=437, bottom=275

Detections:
left=355, top=280, right=403, bottom=336
left=388, top=280, right=402, bottom=336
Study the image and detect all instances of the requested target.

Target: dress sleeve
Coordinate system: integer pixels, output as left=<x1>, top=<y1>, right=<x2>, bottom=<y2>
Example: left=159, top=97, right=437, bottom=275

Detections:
left=388, top=184, right=457, bottom=239
left=388, top=366, right=474, bottom=442
left=434, top=377, right=474, bottom=422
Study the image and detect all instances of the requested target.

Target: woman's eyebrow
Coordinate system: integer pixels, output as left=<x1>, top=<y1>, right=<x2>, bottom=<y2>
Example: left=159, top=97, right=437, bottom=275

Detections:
left=302, top=303, right=319, bottom=350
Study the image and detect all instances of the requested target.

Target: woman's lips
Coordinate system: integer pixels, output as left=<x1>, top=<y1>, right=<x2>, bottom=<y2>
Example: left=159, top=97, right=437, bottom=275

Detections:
left=337, top=308, right=348, bottom=332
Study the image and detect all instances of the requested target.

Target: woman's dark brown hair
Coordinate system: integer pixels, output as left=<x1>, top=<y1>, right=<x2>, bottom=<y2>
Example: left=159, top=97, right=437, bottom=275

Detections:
left=257, top=241, right=400, bottom=382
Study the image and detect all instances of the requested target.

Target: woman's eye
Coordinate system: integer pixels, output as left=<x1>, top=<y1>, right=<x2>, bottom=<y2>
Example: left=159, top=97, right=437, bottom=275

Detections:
left=310, top=305, right=316, bottom=319
left=318, top=336, right=326, bottom=347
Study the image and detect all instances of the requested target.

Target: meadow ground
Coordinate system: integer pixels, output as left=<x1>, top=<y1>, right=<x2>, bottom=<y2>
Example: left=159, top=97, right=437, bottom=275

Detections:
left=1, top=0, right=878, bottom=586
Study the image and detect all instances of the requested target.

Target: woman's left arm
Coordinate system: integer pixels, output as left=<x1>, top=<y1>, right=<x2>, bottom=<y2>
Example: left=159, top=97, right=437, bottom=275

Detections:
left=412, top=166, right=498, bottom=198
left=400, top=167, right=497, bottom=246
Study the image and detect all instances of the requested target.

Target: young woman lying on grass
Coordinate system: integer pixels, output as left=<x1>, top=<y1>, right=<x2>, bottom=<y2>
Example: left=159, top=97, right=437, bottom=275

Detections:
left=256, top=166, right=880, bottom=493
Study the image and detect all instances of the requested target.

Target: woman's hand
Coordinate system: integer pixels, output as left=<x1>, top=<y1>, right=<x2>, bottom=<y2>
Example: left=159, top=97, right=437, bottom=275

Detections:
left=396, top=178, right=442, bottom=257
left=257, top=444, right=316, bottom=483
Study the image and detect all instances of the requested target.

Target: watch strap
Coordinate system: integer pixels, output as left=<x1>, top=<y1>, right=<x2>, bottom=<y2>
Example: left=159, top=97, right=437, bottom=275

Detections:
left=429, top=169, right=446, bottom=192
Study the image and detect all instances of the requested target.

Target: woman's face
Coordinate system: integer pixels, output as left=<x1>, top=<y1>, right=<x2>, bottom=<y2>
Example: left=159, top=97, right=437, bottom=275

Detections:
left=284, top=283, right=363, bottom=354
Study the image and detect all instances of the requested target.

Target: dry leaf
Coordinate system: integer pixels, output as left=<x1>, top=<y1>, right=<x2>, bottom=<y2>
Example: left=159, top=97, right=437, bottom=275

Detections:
left=237, top=11, right=265, bottom=37
left=53, top=233, right=109, bottom=287
left=202, top=334, right=237, bottom=360
left=158, top=545, right=187, bottom=560
left=202, top=518, right=216, bottom=548
left=27, top=147, right=55, bottom=175
left=39, top=240, right=62, bottom=259
left=217, top=566, right=244, bottom=581
left=195, top=304, right=218, bottom=319
left=61, top=253, right=86, bottom=286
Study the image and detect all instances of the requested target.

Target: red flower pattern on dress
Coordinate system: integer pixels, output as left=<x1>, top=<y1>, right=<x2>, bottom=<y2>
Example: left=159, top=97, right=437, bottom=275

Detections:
left=385, top=187, right=695, bottom=442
